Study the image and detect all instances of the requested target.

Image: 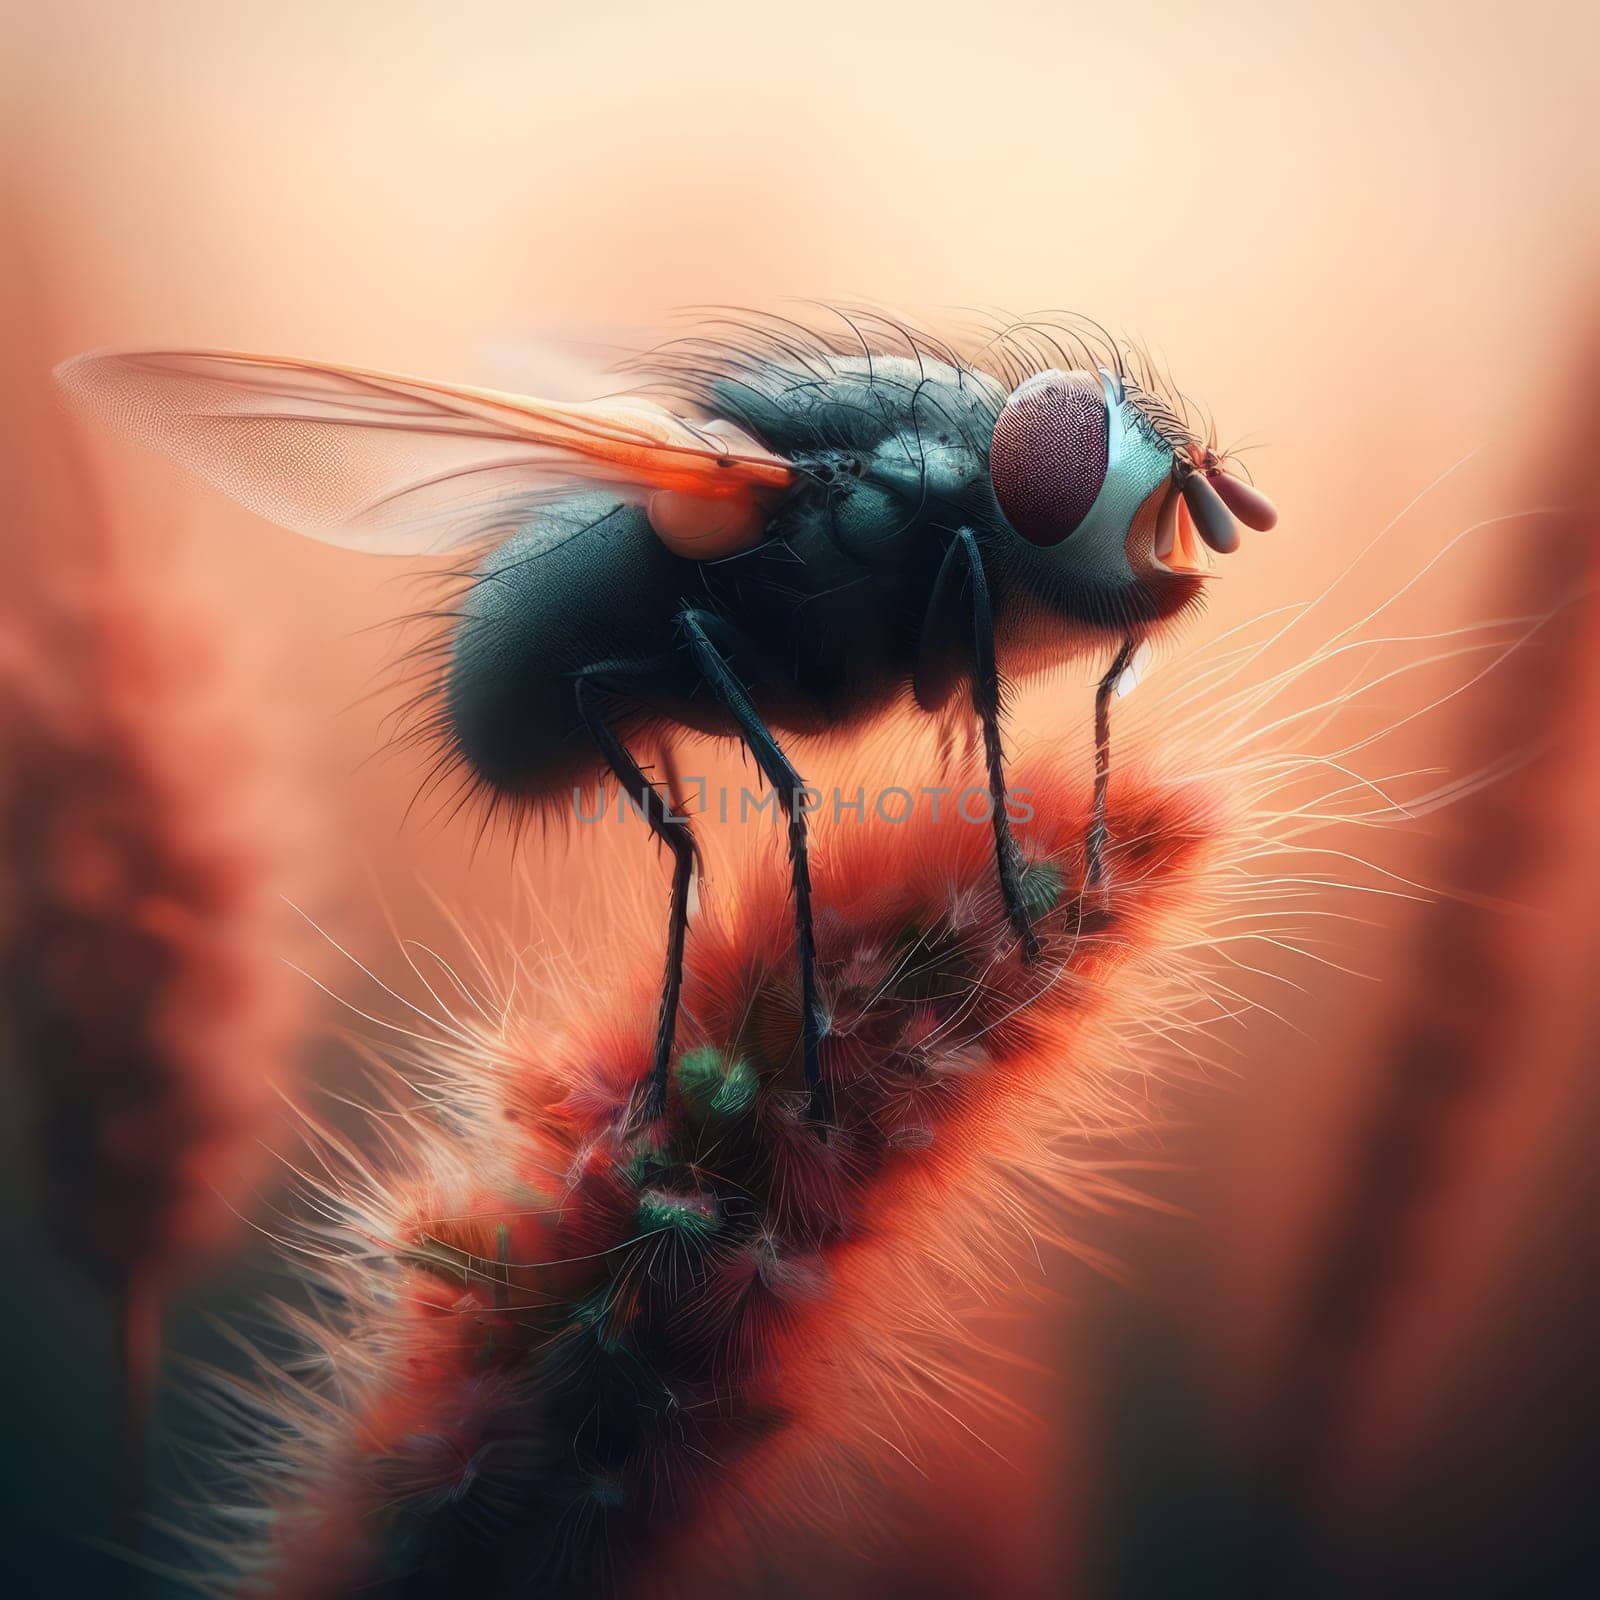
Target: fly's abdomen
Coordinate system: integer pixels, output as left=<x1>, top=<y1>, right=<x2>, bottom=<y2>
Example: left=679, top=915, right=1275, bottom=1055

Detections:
left=445, top=497, right=691, bottom=799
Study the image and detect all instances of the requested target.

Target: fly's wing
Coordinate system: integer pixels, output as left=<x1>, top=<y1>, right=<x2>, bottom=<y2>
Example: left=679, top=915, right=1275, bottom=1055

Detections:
left=55, top=349, right=796, bottom=556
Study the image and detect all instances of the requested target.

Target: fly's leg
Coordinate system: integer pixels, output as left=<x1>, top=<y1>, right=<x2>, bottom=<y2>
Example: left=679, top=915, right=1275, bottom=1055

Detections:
left=947, top=529, right=1040, bottom=963
left=677, top=610, right=830, bottom=1126
left=1086, top=637, right=1137, bottom=896
left=574, top=673, right=698, bottom=1121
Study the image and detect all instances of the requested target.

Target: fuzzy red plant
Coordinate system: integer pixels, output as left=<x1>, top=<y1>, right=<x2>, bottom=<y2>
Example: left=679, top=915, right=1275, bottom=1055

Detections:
left=181, top=743, right=1231, bottom=1600
left=168, top=495, right=1522, bottom=1599
left=0, top=574, right=296, bottom=1518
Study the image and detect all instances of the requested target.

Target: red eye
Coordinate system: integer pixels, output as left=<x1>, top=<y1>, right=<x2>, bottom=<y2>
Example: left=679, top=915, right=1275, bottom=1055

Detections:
left=989, top=370, right=1109, bottom=546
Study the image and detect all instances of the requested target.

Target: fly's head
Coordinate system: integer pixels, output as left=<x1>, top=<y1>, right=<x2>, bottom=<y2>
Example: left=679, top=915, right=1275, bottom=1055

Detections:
left=987, top=366, right=1276, bottom=630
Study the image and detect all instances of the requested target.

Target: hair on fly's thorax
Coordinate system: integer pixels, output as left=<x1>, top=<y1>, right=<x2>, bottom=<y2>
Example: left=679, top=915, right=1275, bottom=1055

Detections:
left=620, top=305, right=1216, bottom=479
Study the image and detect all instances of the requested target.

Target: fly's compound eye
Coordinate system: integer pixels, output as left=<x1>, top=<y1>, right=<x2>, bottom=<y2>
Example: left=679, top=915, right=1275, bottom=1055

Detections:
left=989, top=369, right=1109, bottom=546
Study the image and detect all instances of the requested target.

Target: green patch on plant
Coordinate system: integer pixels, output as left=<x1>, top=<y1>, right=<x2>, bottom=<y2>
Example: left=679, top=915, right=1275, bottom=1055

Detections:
left=675, top=1045, right=759, bottom=1120
left=1020, top=860, right=1065, bottom=918
left=636, top=1187, right=720, bottom=1242
left=624, top=1125, right=675, bottom=1185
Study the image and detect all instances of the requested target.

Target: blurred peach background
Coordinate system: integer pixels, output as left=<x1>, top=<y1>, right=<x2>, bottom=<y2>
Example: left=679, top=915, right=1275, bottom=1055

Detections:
left=3, top=1, right=1599, bottom=1595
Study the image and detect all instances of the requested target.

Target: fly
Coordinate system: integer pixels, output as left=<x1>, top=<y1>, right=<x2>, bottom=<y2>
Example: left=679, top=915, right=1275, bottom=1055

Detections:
left=57, top=308, right=1278, bottom=1129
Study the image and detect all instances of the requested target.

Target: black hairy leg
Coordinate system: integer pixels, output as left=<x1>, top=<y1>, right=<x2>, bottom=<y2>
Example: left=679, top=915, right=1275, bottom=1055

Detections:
left=1087, top=637, right=1137, bottom=896
left=574, top=671, right=697, bottom=1120
left=678, top=609, right=830, bottom=1126
left=922, top=529, right=1041, bottom=963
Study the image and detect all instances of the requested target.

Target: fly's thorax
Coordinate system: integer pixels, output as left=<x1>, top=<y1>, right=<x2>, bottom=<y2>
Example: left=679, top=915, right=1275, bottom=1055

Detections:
left=862, top=431, right=986, bottom=504
left=707, top=354, right=1005, bottom=461
left=766, top=424, right=992, bottom=575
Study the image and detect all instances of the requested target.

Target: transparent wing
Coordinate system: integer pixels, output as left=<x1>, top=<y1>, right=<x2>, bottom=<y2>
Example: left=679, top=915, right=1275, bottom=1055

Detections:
left=55, top=349, right=795, bottom=556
